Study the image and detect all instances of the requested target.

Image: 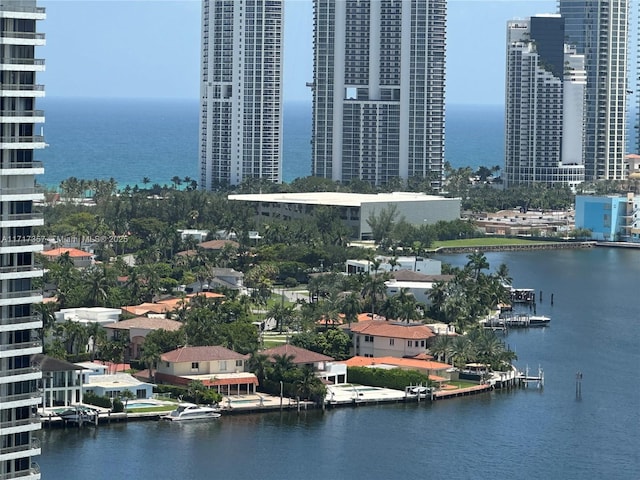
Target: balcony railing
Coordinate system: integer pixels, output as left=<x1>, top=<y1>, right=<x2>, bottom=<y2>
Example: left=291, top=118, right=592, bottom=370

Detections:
left=0, top=58, right=45, bottom=66
left=0, top=414, right=40, bottom=430
left=0, top=213, right=44, bottom=222
left=0, top=462, right=40, bottom=480
left=0, top=84, right=44, bottom=92
left=0, top=339, right=42, bottom=352
left=0, top=161, right=43, bottom=170
left=0, top=187, right=44, bottom=196
left=0, top=314, right=42, bottom=327
left=0, top=289, right=42, bottom=300
left=0, top=239, right=43, bottom=249
left=0, top=6, right=45, bottom=14
left=0, top=389, right=42, bottom=403
left=0, top=437, right=40, bottom=456
left=0, top=32, right=45, bottom=41
left=0, top=136, right=45, bottom=144
left=0, top=110, right=44, bottom=118
left=0, top=365, right=40, bottom=377
left=0, top=264, right=42, bottom=274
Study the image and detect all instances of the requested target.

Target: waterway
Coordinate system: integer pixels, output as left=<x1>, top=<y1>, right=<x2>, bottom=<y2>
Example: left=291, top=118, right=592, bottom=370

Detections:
left=38, top=248, right=640, bottom=479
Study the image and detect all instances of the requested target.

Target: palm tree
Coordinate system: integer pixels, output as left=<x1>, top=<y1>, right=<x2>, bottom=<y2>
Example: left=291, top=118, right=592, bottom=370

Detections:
left=120, top=389, right=135, bottom=411
left=140, top=344, right=161, bottom=382
left=248, top=352, right=271, bottom=385
left=466, top=251, right=490, bottom=281
left=271, top=353, right=296, bottom=381
left=85, top=322, right=105, bottom=360
left=187, top=380, right=207, bottom=405
left=361, top=272, right=389, bottom=318
left=338, top=292, right=362, bottom=328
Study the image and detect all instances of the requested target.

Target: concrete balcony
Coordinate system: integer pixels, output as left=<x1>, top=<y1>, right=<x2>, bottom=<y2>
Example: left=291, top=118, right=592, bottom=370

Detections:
left=0, top=339, right=42, bottom=358
left=0, top=438, right=41, bottom=462
left=0, top=31, right=45, bottom=46
left=0, top=462, right=40, bottom=480
left=0, top=110, right=45, bottom=123
left=0, top=5, right=46, bottom=19
left=0, top=135, right=46, bottom=150
left=0, top=58, right=45, bottom=72
left=0, top=239, right=43, bottom=255
left=0, top=187, right=44, bottom=203
left=0, top=389, right=42, bottom=405
left=0, top=84, right=45, bottom=98
left=0, top=314, right=42, bottom=332
left=0, top=264, right=42, bottom=281
left=0, top=161, right=44, bottom=175
left=0, top=289, right=42, bottom=306
left=0, top=212, right=45, bottom=229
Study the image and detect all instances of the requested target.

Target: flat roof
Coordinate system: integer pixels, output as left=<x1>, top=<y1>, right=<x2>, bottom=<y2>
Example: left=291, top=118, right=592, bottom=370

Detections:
left=228, top=191, right=454, bottom=207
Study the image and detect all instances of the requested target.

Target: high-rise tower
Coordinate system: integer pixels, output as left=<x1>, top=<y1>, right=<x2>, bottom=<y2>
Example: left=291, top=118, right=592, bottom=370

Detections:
left=0, top=1, right=46, bottom=478
left=311, top=0, right=446, bottom=188
left=199, top=0, right=284, bottom=189
left=559, top=0, right=629, bottom=181
left=504, top=15, right=587, bottom=189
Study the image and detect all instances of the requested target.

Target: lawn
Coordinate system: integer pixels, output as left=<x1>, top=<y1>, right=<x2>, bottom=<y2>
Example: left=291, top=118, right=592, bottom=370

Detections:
left=431, top=237, right=559, bottom=248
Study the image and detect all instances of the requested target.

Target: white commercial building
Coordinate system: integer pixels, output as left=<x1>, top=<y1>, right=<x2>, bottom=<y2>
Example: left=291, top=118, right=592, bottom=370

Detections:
left=504, top=15, right=586, bottom=189
left=199, top=0, right=283, bottom=188
left=229, top=191, right=460, bottom=240
left=310, top=0, right=446, bottom=188
left=0, top=2, right=46, bottom=478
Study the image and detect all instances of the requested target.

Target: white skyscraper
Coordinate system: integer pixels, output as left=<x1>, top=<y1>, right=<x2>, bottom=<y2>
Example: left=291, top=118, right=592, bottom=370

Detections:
left=199, top=0, right=284, bottom=189
left=311, top=0, right=446, bottom=188
left=504, top=15, right=587, bottom=189
left=0, top=1, right=46, bottom=478
left=559, top=0, right=629, bottom=181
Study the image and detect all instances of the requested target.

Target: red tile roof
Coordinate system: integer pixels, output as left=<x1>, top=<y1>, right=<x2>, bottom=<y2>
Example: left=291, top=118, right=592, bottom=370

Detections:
left=260, top=344, right=334, bottom=364
left=161, top=345, right=248, bottom=363
left=349, top=320, right=435, bottom=340
left=198, top=239, right=239, bottom=250
left=41, top=247, right=92, bottom=258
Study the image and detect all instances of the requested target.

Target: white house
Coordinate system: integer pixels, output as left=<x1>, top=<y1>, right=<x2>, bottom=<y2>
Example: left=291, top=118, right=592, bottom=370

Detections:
left=33, top=354, right=86, bottom=409
left=83, top=373, right=155, bottom=400
left=178, top=229, right=210, bottom=242
left=260, top=344, right=346, bottom=385
left=346, top=256, right=442, bottom=275
left=55, top=307, right=121, bottom=326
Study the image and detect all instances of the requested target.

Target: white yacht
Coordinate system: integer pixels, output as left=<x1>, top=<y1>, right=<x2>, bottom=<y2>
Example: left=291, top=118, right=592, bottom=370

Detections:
left=162, top=403, right=221, bottom=422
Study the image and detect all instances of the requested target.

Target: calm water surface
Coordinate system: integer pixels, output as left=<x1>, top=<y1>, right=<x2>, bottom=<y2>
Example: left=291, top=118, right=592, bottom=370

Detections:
left=39, top=249, right=640, bottom=479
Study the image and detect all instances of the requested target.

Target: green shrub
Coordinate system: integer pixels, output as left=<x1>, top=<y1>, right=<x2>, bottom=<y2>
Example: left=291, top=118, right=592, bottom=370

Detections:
left=83, top=392, right=113, bottom=409
left=347, top=366, right=431, bottom=390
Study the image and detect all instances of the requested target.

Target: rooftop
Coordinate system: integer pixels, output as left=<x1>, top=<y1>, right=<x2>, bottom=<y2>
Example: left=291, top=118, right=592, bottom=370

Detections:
left=161, top=345, right=248, bottom=363
left=228, top=191, right=453, bottom=207
left=261, top=344, right=334, bottom=364
left=103, top=317, right=182, bottom=332
left=349, top=320, right=436, bottom=340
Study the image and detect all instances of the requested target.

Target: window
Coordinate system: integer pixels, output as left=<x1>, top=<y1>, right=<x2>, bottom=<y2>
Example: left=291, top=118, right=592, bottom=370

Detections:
left=389, top=339, right=395, bottom=346
left=191, top=362, right=199, bottom=370
left=236, top=360, right=243, bottom=367
left=407, top=341, right=413, bottom=347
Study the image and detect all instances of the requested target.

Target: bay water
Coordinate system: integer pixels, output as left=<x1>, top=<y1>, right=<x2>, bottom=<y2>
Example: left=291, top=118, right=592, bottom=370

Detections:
left=38, top=248, right=640, bottom=479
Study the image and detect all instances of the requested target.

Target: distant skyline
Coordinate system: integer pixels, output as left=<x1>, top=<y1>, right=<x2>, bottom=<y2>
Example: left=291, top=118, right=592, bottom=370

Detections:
left=40, top=1, right=636, bottom=106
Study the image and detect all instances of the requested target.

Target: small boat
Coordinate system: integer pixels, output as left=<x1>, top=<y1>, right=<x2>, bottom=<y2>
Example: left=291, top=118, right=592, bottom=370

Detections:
left=162, top=403, right=221, bottom=422
left=57, top=406, right=98, bottom=425
left=528, top=315, right=551, bottom=327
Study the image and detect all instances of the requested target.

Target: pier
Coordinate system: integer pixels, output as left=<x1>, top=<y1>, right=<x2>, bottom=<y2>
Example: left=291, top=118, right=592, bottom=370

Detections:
left=517, top=365, right=545, bottom=389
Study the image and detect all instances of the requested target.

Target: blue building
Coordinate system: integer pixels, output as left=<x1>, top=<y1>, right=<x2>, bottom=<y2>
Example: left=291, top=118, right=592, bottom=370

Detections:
left=575, top=194, right=640, bottom=242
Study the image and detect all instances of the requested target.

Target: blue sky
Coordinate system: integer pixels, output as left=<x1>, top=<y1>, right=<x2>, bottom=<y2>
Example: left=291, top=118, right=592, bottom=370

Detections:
left=40, top=0, right=611, bottom=106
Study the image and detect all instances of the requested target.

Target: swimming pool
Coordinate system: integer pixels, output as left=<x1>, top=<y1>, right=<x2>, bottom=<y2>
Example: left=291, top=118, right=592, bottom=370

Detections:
left=125, top=401, right=159, bottom=409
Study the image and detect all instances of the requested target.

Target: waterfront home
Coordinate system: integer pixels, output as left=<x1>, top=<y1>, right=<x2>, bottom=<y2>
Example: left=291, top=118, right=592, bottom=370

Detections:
left=348, top=320, right=436, bottom=358
left=33, top=354, right=86, bottom=409
left=84, top=372, right=155, bottom=400
left=260, top=344, right=346, bottom=385
left=102, top=317, right=182, bottom=360
left=155, top=346, right=258, bottom=396
left=341, top=355, right=452, bottom=386
left=41, top=247, right=94, bottom=268
left=385, top=270, right=454, bottom=306
left=346, top=255, right=442, bottom=275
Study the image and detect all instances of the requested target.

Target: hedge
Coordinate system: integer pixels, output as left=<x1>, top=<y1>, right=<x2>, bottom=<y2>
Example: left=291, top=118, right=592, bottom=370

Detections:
left=347, top=367, right=431, bottom=391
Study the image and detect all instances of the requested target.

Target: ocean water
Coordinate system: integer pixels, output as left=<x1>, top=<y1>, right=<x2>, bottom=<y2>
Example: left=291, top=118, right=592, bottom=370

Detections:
left=37, top=98, right=638, bottom=189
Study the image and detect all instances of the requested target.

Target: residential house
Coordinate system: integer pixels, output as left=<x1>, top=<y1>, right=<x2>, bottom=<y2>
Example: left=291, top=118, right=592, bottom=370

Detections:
left=341, top=355, right=452, bottom=386
left=121, top=292, right=224, bottom=318
left=103, top=317, right=182, bottom=360
left=83, top=373, right=155, bottom=400
left=155, top=346, right=258, bottom=396
left=32, top=354, right=86, bottom=409
left=348, top=320, right=436, bottom=358
left=385, top=270, right=454, bottom=306
left=260, top=344, right=346, bottom=385
left=346, top=255, right=442, bottom=275
left=41, top=247, right=94, bottom=268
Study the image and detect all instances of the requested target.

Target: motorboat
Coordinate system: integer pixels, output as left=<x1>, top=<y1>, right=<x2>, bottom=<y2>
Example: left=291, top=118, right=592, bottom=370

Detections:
left=162, top=403, right=221, bottom=422
left=528, top=315, right=551, bottom=327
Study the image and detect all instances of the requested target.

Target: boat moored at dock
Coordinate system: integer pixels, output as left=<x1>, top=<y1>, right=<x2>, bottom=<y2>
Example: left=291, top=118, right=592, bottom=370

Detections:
left=161, top=403, right=221, bottom=422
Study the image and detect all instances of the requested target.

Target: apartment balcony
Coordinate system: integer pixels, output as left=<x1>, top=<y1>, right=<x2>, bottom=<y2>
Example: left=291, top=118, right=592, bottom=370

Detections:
left=0, top=438, right=41, bottom=462
left=0, top=5, right=46, bottom=18
left=0, top=217, right=44, bottom=230
left=0, top=161, right=44, bottom=176
left=0, top=264, right=42, bottom=281
left=0, top=31, right=45, bottom=46
left=0, top=289, right=42, bottom=306
left=0, top=84, right=45, bottom=98
left=0, top=389, right=42, bottom=406
left=0, top=314, right=42, bottom=332
left=0, top=414, right=41, bottom=431
left=0, top=462, right=41, bottom=480
left=0, top=339, right=42, bottom=358
left=0, top=58, right=45, bottom=72
left=0, top=110, right=45, bottom=123
left=0, top=135, right=45, bottom=149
